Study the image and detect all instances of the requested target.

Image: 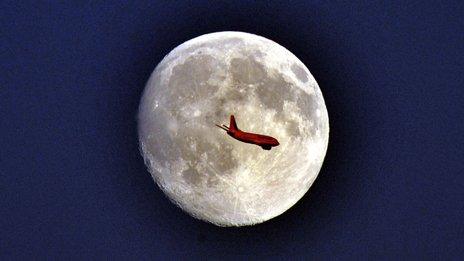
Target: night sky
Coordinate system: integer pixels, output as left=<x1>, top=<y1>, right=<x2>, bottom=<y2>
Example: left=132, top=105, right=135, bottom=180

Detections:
left=1, top=1, right=463, bottom=259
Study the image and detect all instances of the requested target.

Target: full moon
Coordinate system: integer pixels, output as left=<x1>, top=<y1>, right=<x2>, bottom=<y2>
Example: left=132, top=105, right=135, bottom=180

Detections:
left=138, top=32, right=329, bottom=226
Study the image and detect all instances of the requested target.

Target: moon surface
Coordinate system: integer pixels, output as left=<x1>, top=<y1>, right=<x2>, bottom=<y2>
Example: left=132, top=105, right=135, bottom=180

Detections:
left=138, top=32, right=329, bottom=226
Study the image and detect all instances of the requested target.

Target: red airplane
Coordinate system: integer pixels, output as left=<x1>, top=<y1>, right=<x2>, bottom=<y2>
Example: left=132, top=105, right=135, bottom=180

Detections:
left=215, top=115, right=280, bottom=150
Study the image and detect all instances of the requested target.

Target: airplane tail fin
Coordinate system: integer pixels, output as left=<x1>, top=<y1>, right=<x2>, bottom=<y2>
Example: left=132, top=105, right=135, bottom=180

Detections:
left=229, top=115, right=238, bottom=131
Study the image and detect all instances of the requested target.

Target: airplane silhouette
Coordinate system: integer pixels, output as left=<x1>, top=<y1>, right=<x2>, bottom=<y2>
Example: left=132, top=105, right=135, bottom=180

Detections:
left=215, top=115, right=280, bottom=150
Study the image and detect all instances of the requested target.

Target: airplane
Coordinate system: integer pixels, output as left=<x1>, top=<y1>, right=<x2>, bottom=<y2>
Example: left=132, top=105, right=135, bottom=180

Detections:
left=215, top=115, right=280, bottom=150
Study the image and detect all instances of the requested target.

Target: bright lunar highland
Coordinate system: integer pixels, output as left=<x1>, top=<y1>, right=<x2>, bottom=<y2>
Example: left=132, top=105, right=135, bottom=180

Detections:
left=138, top=32, right=329, bottom=226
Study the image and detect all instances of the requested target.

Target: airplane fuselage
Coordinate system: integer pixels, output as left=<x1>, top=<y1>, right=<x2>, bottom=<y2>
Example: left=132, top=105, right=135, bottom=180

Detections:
left=227, top=130, right=279, bottom=149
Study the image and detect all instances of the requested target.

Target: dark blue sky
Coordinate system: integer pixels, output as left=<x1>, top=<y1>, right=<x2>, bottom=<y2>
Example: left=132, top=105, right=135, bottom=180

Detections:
left=1, top=1, right=463, bottom=259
